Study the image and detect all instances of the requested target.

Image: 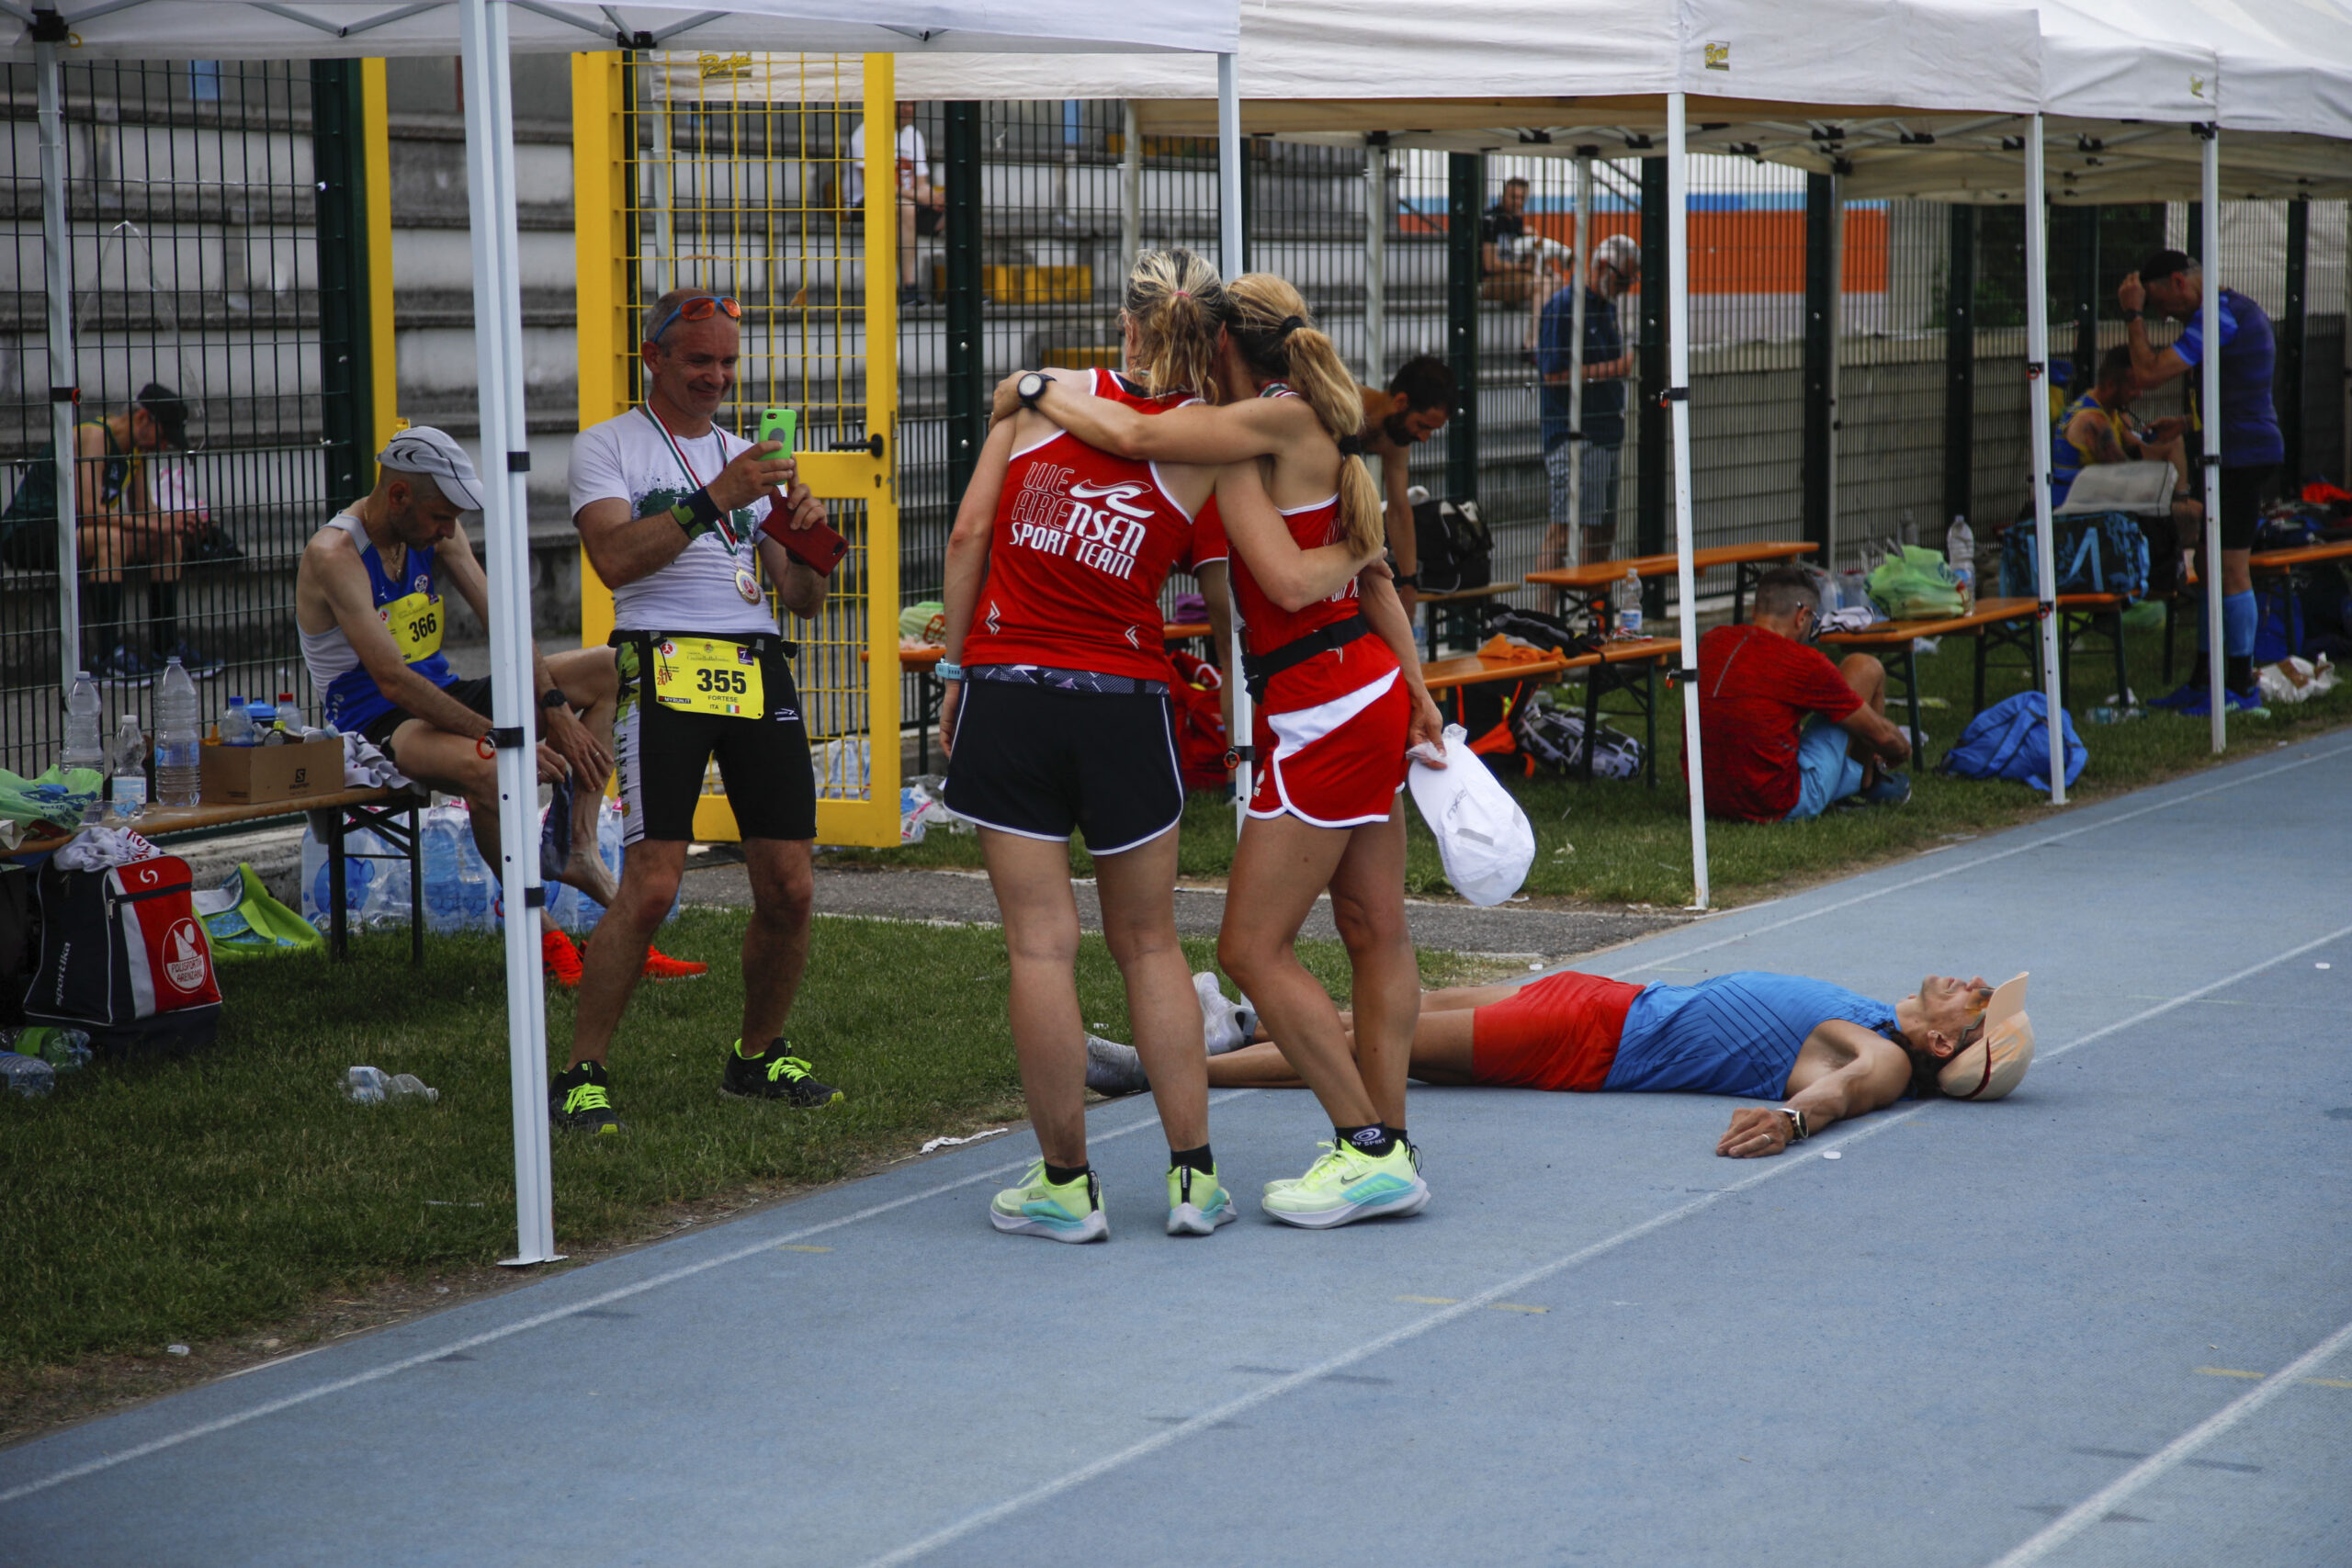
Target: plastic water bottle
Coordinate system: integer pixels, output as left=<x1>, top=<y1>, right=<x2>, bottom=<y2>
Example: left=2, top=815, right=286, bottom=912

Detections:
left=344, top=1065, right=390, bottom=1104
left=62, top=671, right=106, bottom=822
left=109, top=711, right=148, bottom=820
left=386, top=1072, right=440, bottom=1105
left=220, top=695, right=254, bottom=747
left=275, top=693, right=299, bottom=734
left=245, top=702, right=279, bottom=743
left=0, top=1051, right=56, bottom=1099
left=1613, top=567, right=1644, bottom=639
left=154, top=657, right=204, bottom=808
left=1945, top=514, right=1976, bottom=611
left=0, top=1025, right=91, bottom=1071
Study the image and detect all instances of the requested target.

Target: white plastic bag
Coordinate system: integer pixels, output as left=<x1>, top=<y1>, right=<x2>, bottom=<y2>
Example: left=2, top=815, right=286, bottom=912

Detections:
left=2257, top=654, right=2336, bottom=706
left=1406, top=723, right=1535, bottom=907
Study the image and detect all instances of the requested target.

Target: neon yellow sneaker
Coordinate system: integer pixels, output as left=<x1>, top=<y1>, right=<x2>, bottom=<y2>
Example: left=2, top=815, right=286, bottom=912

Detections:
left=1166, top=1162, right=1237, bottom=1236
left=1261, top=1140, right=1429, bottom=1229
left=989, top=1161, right=1108, bottom=1244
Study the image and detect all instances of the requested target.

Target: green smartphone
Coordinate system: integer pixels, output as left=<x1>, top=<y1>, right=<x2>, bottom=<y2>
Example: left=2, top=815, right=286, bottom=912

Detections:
left=757, top=406, right=797, bottom=455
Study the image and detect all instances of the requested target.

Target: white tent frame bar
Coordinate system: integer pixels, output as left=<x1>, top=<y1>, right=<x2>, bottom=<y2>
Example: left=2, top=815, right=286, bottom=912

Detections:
left=34, top=26, right=77, bottom=690
left=1665, top=94, right=1712, bottom=910
left=2021, top=113, right=2068, bottom=801
left=1564, top=152, right=1589, bottom=571
left=1217, top=52, right=1251, bottom=833
left=2199, top=124, right=2225, bottom=754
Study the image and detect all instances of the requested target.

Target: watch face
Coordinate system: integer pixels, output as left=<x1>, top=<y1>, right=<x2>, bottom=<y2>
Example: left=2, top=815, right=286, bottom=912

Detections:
left=1020, top=372, right=1047, bottom=402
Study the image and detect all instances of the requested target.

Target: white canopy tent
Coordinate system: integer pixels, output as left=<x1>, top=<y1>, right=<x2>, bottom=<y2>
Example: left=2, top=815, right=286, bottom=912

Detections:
left=897, top=0, right=2049, bottom=903
left=6, top=0, right=1242, bottom=1268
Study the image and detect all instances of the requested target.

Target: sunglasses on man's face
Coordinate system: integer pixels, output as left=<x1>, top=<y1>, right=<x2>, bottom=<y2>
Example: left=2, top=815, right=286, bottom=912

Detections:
left=648, top=295, right=741, bottom=345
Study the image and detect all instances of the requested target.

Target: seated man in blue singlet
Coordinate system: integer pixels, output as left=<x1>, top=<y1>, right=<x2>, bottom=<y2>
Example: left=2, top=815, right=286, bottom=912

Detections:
left=296, top=428, right=621, bottom=909
left=1089, top=967, right=2032, bottom=1160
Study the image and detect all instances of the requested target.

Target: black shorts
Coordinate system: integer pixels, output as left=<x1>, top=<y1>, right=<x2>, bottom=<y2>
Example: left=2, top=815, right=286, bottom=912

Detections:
left=361, top=675, right=493, bottom=760
left=944, top=679, right=1183, bottom=854
left=615, top=636, right=816, bottom=846
left=914, top=204, right=944, bottom=237
left=2219, top=465, right=2278, bottom=551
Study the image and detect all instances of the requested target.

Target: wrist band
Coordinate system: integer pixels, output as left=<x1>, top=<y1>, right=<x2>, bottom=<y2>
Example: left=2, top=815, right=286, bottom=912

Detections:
left=1779, top=1106, right=1809, bottom=1142
left=935, top=660, right=964, bottom=682
left=2121, top=309, right=2143, bottom=322
left=671, top=487, right=724, bottom=537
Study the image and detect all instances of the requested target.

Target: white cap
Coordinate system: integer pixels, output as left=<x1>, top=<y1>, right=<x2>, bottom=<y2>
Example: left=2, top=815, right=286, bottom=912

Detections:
left=377, top=426, right=486, bottom=513
left=1939, top=972, right=2034, bottom=1101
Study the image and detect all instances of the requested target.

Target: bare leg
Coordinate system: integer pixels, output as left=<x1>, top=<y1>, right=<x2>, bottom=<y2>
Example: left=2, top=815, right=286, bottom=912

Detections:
left=1325, top=806, right=1418, bottom=1128
left=738, top=837, right=814, bottom=1047
left=1211, top=995, right=1486, bottom=1090
left=1836, top=652, right=1891, bottom=777
left=544, top=647, right=620, bottom=906
left=1091, top=826, right=1207, bottom=1152
left=1218, top=813, right=1379, bottom=1128
left=980, top=829, right=1089, bottom=1168
left=569, top=837, right=686, bottom=1068
left=385, top=721, right=507, bottom=870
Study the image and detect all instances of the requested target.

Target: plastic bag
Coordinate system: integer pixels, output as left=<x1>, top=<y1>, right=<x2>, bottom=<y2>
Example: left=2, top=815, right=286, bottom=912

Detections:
left=1867, top=544, right=1967, bottom=621
left=2256, top=654, right=2336, bottom=706
left=1406, top=724, right=1534, bottom=907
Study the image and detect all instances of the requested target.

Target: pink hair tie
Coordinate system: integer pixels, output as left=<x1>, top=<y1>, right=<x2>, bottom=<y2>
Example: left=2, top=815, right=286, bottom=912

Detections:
left=1174, top=289, right=1191, bottom=298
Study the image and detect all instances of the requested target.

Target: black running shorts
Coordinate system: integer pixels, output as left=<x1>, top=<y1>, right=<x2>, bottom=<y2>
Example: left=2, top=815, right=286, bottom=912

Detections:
left=2218, top=464, right=2277, bottom=551
left=363, top=675, right=493, bottom=759
left=615, top=637, right=816, bottom=846
left=944, top=679, right=1183, bottom=855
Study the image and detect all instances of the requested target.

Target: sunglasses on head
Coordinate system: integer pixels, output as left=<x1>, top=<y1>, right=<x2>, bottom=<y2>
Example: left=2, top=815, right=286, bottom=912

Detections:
left=648, top=295, right=741, bottom=344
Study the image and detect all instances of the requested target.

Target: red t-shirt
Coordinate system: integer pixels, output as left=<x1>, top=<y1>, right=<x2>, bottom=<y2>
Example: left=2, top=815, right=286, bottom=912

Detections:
left=1688, top=623, right=1863, bottom=822
left=963, top=370, right=1204, bottom=682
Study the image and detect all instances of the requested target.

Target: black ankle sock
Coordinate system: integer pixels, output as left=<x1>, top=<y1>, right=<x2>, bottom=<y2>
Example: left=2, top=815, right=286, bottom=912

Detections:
left=1043, top=1160, right=1091, bottom=1188
left=84, top=581, right=124, bottom=661
left=1335, top=1123, right=1396, bottom=1158
left=146, top=577, right=179, bottom=656
left=2225, top=652, right=2255, bottom=694
left=1169, top=1143, right=1214, bottom=1176
left=1384, top=1125, right=1408, bottom=1148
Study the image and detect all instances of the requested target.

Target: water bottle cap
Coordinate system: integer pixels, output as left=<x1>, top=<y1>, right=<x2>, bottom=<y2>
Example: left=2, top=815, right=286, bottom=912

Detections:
left=75, top=670, right=90, bottom=679
left=166, top=655, right=184, bottom=665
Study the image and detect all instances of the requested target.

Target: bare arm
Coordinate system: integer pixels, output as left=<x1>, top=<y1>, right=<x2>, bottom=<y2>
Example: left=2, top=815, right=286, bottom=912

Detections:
left=310, top=533, right=494, bottom=742
left=2117, top=273, right=2190, bottom=388
left=2067, top=409, right=2131, bottom=467
left=1717, top=1021, right=1912, bottom=1157
left=1214, top=461, right=1381, bottom=613
left=1360, top=567, right=1445, bottom=757
left=1023, top=374, right=1315, bottom=467
left=1381, top=444, right=1417, bottom=578
left=1836, top=701, right=1910, bottom=767
left=574, top=441, right=797, bottom=590
left=1197, top=558, right=1237, bottom=739
left=936, top=419, right=1016, bottom=753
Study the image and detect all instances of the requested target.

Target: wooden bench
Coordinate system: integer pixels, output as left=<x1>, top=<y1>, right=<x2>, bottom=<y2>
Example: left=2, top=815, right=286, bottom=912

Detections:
left=1525, top=541, right=1819, bottom=627
left=13, top=786, right=429, bottom=964
left=2161, top=538, right=2352, bottom=682
left=1421, top=636, right=1680, bottom=784
left=1817, top=594, right=2129, bottom=750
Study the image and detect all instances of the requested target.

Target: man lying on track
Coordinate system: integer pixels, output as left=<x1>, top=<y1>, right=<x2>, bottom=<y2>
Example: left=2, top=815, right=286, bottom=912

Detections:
left=1090, top=966, right=2032, bottom=1157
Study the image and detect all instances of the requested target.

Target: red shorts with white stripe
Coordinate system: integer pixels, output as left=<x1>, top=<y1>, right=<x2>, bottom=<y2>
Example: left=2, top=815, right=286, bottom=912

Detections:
left=1247, top=639, right=1410, bottom=828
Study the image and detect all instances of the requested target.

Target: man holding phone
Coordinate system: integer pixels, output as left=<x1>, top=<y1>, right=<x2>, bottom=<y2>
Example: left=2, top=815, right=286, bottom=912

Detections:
left=560, top=288, right=843, bottom=1134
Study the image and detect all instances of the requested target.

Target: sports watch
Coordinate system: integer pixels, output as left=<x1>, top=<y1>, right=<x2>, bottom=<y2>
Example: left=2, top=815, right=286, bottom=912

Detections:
left=1015, top=371, right=1050, bottom=411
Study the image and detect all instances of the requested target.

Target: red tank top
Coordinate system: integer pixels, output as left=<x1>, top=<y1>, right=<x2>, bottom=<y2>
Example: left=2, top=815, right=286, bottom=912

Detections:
left=963, top=369, right=1204, bottom=682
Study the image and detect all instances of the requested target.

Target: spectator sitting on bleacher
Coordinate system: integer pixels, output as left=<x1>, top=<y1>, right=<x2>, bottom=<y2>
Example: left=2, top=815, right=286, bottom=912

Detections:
left=848, top=101, right=944, bottom=307
left=1691, top=566, right=1911, bottom=822
left=2052, top=344, right=2198, bottom=592
left=1357, top=354, right=1453, bottom=618
left=1480, top=177, right=1540, bottom=304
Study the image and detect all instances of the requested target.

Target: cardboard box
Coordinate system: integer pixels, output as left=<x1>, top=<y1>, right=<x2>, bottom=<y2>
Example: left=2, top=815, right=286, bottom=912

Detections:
left=200, top=736, right=344, bottom=806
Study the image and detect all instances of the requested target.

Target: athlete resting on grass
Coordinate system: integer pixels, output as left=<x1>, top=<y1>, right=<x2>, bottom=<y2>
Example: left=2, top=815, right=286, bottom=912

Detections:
left=1087, top=968, right=2034, bottom=1156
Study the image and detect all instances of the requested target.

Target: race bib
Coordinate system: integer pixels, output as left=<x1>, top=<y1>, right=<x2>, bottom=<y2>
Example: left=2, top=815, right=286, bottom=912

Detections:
left=652, top=635, right=764, bottom=717
left=380, top=591, right=445, bottom=663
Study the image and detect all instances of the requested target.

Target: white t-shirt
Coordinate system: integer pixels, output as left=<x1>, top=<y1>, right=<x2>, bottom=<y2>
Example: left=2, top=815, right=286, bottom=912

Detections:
left=569, top=407, right=777, bottom=637
left=844, top=121, right=927, bottom=206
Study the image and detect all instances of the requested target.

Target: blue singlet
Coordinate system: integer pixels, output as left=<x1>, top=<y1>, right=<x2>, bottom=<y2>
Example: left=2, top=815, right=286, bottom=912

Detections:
left=315, top=522, right=458, bottom=734
left=1602, top=972, right=1898, bottom=1099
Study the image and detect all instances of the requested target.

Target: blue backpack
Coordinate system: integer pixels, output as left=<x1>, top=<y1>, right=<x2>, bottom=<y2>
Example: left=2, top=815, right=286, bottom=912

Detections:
left=1938, top=692, right=2086, bottom=794
left=1999, top=513, right=2152, bottom=604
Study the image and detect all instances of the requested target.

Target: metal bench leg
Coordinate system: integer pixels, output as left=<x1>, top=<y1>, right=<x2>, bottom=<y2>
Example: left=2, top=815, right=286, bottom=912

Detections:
left=1580, top=673, right=1599, bottom=783
left=2058, top=617, right=2073, bottom=710
left=1973, top=629, right=1989, bottom=716
left=916, top=671, right=935, bottom=774
left=329, top=809, right=349, bottom=962
left=2109, top=610, right=2130, bottom=707
left=1644, top=664, right=1657, bottom=787
left=2162, top=593, right=2176, bottom=685
left=408, top=801, right=424, bottom=968
left=1903, top=648, right=1923, bottom=758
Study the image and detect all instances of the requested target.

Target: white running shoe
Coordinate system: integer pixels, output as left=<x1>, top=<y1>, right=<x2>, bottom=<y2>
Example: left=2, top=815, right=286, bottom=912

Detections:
left=1193, top=971, right=1253, bottom=1056
left=1084, top=1035, right=1151, bottom=1097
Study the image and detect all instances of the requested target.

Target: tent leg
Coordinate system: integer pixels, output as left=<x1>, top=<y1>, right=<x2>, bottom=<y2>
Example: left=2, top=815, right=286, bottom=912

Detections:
left=1665, top=95, right=1709, bottom=910
left=1363, top=139, right=1385, bottom=385
left=1216, top=53, right=1250, bottom=833
left=1119, top=101, right=1141, bottom=269
left=2199, top=128, right=2225, bottom=754
left=460, top=0, right=560, bottom=1269
left=36, top=33, right=80, bottom=685
left=2023, top=115, right=2066, bottom=803
left=1564, top=153, right=1589, bottom=575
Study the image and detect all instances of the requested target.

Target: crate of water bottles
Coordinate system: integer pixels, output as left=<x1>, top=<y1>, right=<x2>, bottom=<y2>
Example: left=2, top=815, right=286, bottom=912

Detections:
left=299, top=796, right=638, bottom=936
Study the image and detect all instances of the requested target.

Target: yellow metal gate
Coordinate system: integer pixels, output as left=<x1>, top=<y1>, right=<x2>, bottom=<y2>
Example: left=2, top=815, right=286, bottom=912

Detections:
left=572, top=51, right=899, bottom=847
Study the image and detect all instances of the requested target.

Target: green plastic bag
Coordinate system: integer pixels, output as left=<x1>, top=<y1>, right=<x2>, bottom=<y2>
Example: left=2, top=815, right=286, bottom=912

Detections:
left=898, top=600, right=946, bottom=645
left=1867, top=545, right=1967, bottom=621
left=0, top=765, right=101, bottom=833
left=195, top=863, right=322, bottom=961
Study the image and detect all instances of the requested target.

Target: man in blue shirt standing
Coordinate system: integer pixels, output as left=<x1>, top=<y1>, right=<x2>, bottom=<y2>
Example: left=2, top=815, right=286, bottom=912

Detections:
left=1536, top=234, right=1637, bottom=591
left=2120, top=248, right=2284, bottom=711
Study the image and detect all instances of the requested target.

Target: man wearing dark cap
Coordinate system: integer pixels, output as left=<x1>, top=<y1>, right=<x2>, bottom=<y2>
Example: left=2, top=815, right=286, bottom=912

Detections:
left=0, top=381, right=216, bottom=682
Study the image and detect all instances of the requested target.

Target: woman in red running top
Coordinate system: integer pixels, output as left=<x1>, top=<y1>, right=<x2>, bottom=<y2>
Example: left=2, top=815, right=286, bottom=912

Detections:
left=1017, top=273, right=1445, bottom=1229
left=942, top=251, right=1378, bottom=1243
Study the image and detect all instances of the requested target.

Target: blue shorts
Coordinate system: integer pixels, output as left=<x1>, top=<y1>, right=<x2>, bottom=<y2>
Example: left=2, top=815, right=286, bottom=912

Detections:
left=1784, top=717, right=1866, bottom=820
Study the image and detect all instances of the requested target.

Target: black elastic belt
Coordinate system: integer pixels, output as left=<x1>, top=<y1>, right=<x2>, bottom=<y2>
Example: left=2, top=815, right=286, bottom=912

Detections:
left=609, top=629, right=797, bottom=708
left=1240, top=613, right=1370, bottom=704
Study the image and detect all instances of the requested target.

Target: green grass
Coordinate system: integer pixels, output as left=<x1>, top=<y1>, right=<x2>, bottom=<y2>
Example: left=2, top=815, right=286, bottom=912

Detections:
left=852, top=625, right=2351, bottom=906
left=0, top=911, right=1482, bottom=1377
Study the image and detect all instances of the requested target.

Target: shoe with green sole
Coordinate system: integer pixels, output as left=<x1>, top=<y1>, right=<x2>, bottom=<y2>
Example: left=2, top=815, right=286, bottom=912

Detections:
left=549, top=1060, right=622, bottom=1134
left=1261, top=1140, right=1428, bottom=1229
left=989, top=1161, right=1108, bottom=1243
left=722, top=1039, right=844, bottom=1108
left=1166, top=1162, right=1237, bottom=1236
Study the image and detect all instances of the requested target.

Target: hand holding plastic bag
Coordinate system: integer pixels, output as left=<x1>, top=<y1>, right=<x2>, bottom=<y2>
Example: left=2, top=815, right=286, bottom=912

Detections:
left=1407, top=724, right=1535, bottom=907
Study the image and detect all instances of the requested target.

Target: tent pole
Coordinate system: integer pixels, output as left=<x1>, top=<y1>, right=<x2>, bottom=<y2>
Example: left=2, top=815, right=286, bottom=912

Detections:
left=2022, top=115, right=2066, bottom=803
left=1826, top=174, right=1844, bottom=562
left=1666, top=96, right=1709, bottom=910
left=1363, top=139, right=1385, bottom=385
left=1119, top=101, right=1141, bottom=270
left=1566, top=153, right=1589, bottom=571
left=1217, top=52, right=1250, bottom=832
left=2200, top=127, right=2225, bottom=753
left=460, top=0, right=559, bottom=1269
left=35, top=23, right=80, bottom=686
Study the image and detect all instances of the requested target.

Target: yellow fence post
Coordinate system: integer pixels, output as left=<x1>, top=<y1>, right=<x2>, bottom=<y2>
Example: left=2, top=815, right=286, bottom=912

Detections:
left=846, top=50, right=903, bottom=847
left=359, top=59, right=400, bottom=452
left=572, top=51, right=628, bottom=657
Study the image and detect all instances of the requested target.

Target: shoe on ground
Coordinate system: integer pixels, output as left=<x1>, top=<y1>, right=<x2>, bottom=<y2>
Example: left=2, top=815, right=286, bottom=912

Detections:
left=1859, top=771, right=1912, bottom=807
left=989, top=1160, right=1108, bottom=1243
left=542, top=928, right=583, bottom=987
left=2149, top=678, right=2209, bottom=711
left=162, top=640, right=222, bottom=678
left=1085, top=1034, right=1150, bottom=1097
left=1167, top=1162, right=1237, bottom=1236
left=640, top=945, right=708, bottom=983
left=549, top=1059, right=622, bottom=1134
left=722, top=1039, right=843, bottom=1107
left=2168, top=682, right=2266, bottom=717
left=1193, top=971, right=1253, bottom=1055
left=93, top=645, right=155, bottom=688
left=1261, top=1140, right=1429, bottom=1229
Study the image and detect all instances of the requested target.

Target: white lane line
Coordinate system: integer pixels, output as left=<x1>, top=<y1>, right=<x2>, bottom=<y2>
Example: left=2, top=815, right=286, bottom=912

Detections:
left=849, top=921, right=2352, bottom=1568
left=1609, top=740, right=2352, bottom=978
left=0, top=1091, right=1256, bottom=1507
left=1983, top=1313, right=2352, bottom=1568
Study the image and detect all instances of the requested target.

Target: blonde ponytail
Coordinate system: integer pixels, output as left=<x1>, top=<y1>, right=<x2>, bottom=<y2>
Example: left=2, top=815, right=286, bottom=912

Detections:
left=1122, top=249, right=1229, bottom=403
left=1226, top=273, right=1384, bottom=558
